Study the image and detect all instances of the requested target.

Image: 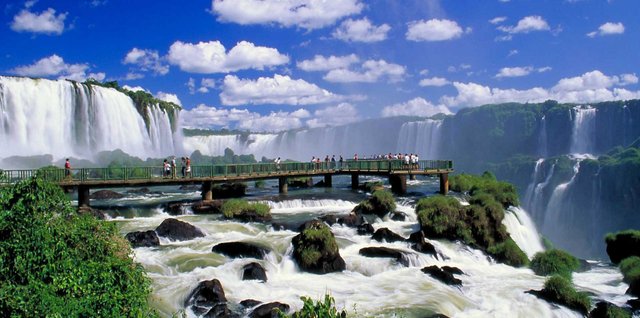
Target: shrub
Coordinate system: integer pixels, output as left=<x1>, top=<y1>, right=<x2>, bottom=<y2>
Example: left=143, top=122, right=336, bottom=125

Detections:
left=279, top=294, right=346, bottom=318
left=605, top=230, right=640, bottom=264
left=487, top=238, right=530, bottom=267
left=530, top=249, right=580, bottom=279
left=0, top=177, right=156, bottom=317
left=619, top=256, right=640, bottom=283
left=416, top=196, right=464, bottom=239
left=353, top=189, right=396, bottom=217
left=221, top=199, right=271, bottom=218
left=255, top=180, right=266, bottom=188
left=541, top=275, right=591, bottom=315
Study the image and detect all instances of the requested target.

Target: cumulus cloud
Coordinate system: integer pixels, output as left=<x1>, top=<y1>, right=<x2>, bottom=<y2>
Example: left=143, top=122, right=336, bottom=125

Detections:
left=211, top=0, right=363, bottom=30
left=441, top=70, right=640, bottom=108
left=323, top=59, right=405, bottom=83
left=167, top=40, right=289, bottom=74
left=495, top=66, right=551, bottom=78
left=180, top=104, right=311, bottom=132
left=406, top=19, right=469, bottom=41
left=332, top=18, right=390, bottom=43
left=306, top=103, right=360, bottom=128
left=122, top=85, right=148, bottom=93
left=123, top=48, right=169, bottom=75
left=489, top=16, right=507, bottom=25
left=497, top=15, right=550, bottom=34
left=10, top=54, right=103, bottom=81
left=587, top=22, right=625, bottom=37
left=419, top=77, right=450, bottom=87
left=297, top=54, right=360, bottom=72
left=11, top=7, right=67, bottom=35
left=220, top=74, right=348, bottom=106
left=155, top=92, right=182, bottom=106
left=381, top=97, right=452, bottom=118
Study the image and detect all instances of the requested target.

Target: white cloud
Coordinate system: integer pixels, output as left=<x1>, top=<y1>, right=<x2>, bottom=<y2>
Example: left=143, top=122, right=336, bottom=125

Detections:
left=498, top=15, right=550, bottom=34
left=198, top=78, right=216, bottom=93
left=323, top=59, right=405, bottom=83
left=180, top=104, right=311, bottom=132
left=10, top=54, right=100, bottom=81
left=122, top=85, right=148, bottom=93
left=167, top=40, right=289, bottom=74
left=155, top=92, right=182, bottom=106
left=587, top=22, right=625, bottom=37
left=419, top=77, right=450, bottom=87
left=441, top=70, right=640, bottom=108
left=406, top=19, right=468, bottom=41
left=123, top=48, right=169, bottom=75
left=496, top=66, right=534, bottom=78
left=508, top=49, right=519, bottom=57
left=297, top=54, right=359, bottom=72
left=11, top=8, right=67, bottom=35
left=211, top=0, right=363, bottom=30
left=220, top=74, right=347, bottom=106
left=489, top=16, right=507, bottom=25
left=306, top=103, right=360, bottom=128
left=125, top=72, right=144, bottom=80
left=332, top=18, right=390, bottom=43
left=381, top=97, right=452, bottom=117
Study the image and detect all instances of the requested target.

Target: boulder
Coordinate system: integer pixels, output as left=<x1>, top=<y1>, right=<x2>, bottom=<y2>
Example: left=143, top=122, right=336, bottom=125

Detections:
left=212, top=242, right=269, bottom=259
left=164, top=201, right=186, bottom=215
left=292, top=220, right=345, bottom=274
left=78, top=206, right=107, bottom=220
left=390, top=211, right=407, bottom=221
left=319, top=214, right=338, bottom=226
left=589, top=301, right=630, bottom=318
left=408, top=231, right=438, bottom=257
left=184, top=279, right=227, bottom=316
left=240, top=299, right=262, bottom=308
left=627, top=298, right=640, bottom=311
left=357, top=223, right=375, bottom=235
left=125, top=187, right=150, bottom=194
left=155, top=218, right=205, bottom=241
left=288, top=178, right=313, bottom=188
left=605, top=231, right=640, bottom=264
left=204, top=303, right=237, bottom=318
left=90, top=189, right=124, bottom=200
left=372, top=228, right=405, bottom=243
left=242, top=262, right=267, bottom=282
left=441, top=266, right=464, bottom=276
left=249, top=302, right=290, bottom=318
left=192, top=200, right=223, bottom=214
left=125, top=230, right=160, bottom=248
left=338, top=212, right=365, bottom=227
left=212, top=183, right=247, bottom=199
left=628, top=279, right=640, bottom=297
left=359, top=247, right=408, bottom=266
left=180, top=184, right=201, bottom=191
left=421, top=265, right=462, bottom=286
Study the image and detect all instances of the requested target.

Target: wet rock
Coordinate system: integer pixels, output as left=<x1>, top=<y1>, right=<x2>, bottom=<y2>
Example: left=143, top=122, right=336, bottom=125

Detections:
left=372, top=227, right=405, bottom=243
left=441, top=266, right=464, bottom=276
left=204, top=303, right=237, bottom=318
left=421, top=265, right=462, bottom=286
left=180, top=184, right=201, bottom=191
left=292, top=220, right=345, bottom=274
left=627, top=298, right=640, bottom=311
left=425, top=314, right=450, bottom=318
left=164, top=201, right=186, bottom=215
left=240, top=299, right=262, bottom=308
left=78, top=206, right=107, bottom=220
left=184, top=279, right=227, bottom=316
left=212, top=183, right=247, bottom=199
left=357, top=223, right=374, bottom=235
left=319, top=214, right=338, bottom=226
left=192, top=200, right=223, bottom=214
left=90, top=189, right=124, bottom=200
left=155, top=218, right=205, bottom=241
left=338, top=212, right=365, bottom=227
left=125, top=230, right=160, bottom=248
left=242, top=262, right=267, bottom=282
left=125, top=187, right=150, bottom=194
left=212, top=242, right=269, bottom=259
left=407, top=231, right=438, bottom=257
left=390, top=211, right=407, bottom=221
left=359, top=246, right=408, bottom=266
left=249, top=302, right=290, bottom=318
left=605, top=231, right=640, bottom=264
left=288, top=178, right=313, bottom=188
left=589, top=301, right=630, bottom=318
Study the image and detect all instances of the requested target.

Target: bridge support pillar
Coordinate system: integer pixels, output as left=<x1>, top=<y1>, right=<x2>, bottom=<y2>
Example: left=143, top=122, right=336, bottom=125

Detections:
left=78, top=186, right=90, bottom=208
left=390, top=175, right=407, bottom=195
left=439, top=173, right=449, bottom=195
left=202, top=181, right=213, bottom=201
left=323, top=174, right=332, bottom=187
left=279, top=177, right=288, bottom=194
left=410, top=174, right=416, bottom=181
left=351, top=174, right=359, bottom=189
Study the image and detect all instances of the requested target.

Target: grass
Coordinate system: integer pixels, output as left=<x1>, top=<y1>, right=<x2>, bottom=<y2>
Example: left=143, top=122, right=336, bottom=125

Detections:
left=540, top=275, right=591, bottom=315
left=530, top=249, right=580, bottom=279
left=221, top=199, right=271, bottom=218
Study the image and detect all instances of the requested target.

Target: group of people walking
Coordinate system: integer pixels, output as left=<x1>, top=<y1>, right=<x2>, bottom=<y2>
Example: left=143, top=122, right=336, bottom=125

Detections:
left=163, top=156, right=191, bottom=178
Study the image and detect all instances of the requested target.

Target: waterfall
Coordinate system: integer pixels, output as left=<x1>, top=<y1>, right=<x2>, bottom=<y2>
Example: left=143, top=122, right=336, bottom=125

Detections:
left=537, top=116, right=548, bottom=157
left=569, top=106, right=596, bottom=155
left=541, top=160, right=581, bottom=248
left=0, top=76, right=180, bottom=162
left=503, top=206, right=544, bottom=258
left=523, top=160, right=556, bottom=223
left=523, top=159, right=544, bottom=210
left=396, top=119, right=442, bottom=159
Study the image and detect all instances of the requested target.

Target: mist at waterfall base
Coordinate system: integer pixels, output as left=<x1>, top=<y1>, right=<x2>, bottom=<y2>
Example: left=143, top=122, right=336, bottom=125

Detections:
left=99, top=177, right=630, bottom=318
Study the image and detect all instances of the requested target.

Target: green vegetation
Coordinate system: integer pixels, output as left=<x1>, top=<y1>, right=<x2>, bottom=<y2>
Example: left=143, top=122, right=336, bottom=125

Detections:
left=279, top=294, right=346, bottom=318
left=619, top=256, right=640, bottom=284
left=353, top=189, right=396, bottom=217
left=540, top=275, right=591, bottom=315
left=530, top=249, right=580, bottom=279
left=0, top=177, right=155, bottom=317
left=190, top=148, right=257, bottom=165
left=362, top=180, right=384, bottom=192
left=255, top=180, right=266, bottom=188
left=417, top=173, right=528, bottom=267
left=295, top=222, right=339, bottom=269
left=605, top=229, right=640, bottom=264
left=182, top=128, right=251, bottom=138
left=221, top=199, right=270, bottom=219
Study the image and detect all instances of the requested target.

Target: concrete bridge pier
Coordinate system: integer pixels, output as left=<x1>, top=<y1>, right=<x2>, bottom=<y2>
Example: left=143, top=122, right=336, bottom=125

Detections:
left=351, top=174, right=359, bottom=189
left=439, top=173, right=449, bottom=195
left=389, top=175, right=407, bottom=194
left=410, top=174, right=416, bottom=181
left=279, top=177, right=288, bottom=194
left=323, top=174, right=332, bottom=187
left=78, top=186, right=90, bottom=208
left=202, top=181, right=213, bottom=201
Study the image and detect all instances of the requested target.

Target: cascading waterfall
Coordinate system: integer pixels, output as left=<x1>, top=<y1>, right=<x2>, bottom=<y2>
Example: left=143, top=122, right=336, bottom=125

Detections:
left=569, top=106, right=596, bottom=155
left=537, top=116, right=548, bottom=157
left=523, top=159, right=544, bottom=210
left=502, top=206, right=544, bottom=258
left=523, top=160, right=556, bottom=223
left=396, top=119, right=442, bottom=159
left=0, top=76, right=180, bottom=161
left=541, top=160, right=581, bottom=248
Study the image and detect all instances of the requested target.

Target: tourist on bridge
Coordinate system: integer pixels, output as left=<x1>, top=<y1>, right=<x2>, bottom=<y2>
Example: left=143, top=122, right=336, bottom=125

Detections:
left=339, top=155, right=343, bottom=170
left=274, top=157, right=281, bottom=171
left=163, top=159, right=170, bottom=177
left=331, top=155, right=336, bottom=169
left=181, top=157, right=186, bottom=177
left=185, top=157, right=192, bottom=177
left=64, top=158, right=71, bottom=180
left=171, top=157, right=177, bottom=178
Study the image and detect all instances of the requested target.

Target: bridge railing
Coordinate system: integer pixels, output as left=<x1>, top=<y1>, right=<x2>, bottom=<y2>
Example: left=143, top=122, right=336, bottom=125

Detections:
left=0, top=160, right=453, bottom=185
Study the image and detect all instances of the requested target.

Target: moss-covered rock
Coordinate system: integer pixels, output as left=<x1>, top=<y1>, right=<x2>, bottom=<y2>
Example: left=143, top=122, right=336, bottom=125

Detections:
left=619, top=256, right=640, bottom=296
left=530, top=249, right=580, bottom=279
left=291, top=220, right=345, bottom=274
left=588, top=301, right=631, bottom=318
left=353, top=189, right=396, bottom=218
left=221, top=199, right=272, bottom=222
left=211, top=183, right=247, bottom=199
left=527, top=275, right=591, bottom=315
left=605, top=230, right=640, bottom=264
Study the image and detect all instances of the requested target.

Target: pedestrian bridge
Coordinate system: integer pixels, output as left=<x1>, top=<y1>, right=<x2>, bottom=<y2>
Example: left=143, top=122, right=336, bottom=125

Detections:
left=0, top=159, right=453, bottom=208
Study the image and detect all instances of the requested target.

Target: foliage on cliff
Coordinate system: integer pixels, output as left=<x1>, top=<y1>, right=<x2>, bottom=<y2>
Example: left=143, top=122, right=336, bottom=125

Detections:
left=0, top=177, right=156, bottom=317
left=417, top=173, right=528, bottom=267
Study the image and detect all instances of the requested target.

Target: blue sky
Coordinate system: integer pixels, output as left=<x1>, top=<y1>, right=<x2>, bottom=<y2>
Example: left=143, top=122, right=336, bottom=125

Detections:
left=1, top=0, right=639, bottom=132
